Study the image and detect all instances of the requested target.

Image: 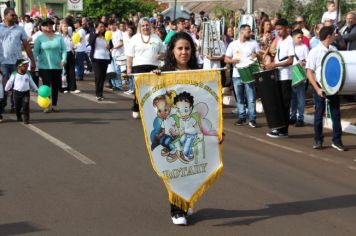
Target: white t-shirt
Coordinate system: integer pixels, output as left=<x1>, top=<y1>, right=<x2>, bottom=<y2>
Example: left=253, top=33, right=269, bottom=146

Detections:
left=305, top=43, right=336, bottom=83
left=293, top=44, right=309, bottom=65
left=180, top=117, right=198, bottom=135
left=161, top=117, right=177, bottom=135
left=321, top=11, right=337, bottom=23
left=275, top=36, right=294, bottom=81
left=75, top=28, right=87, bottom=52
left=203, top=40, right=226, bottom=69
left=23, top=22, right=34, bottom=38
left=62, top=34, right=74, bottom=52
left=93, top=37, right=111, bottom=60
left=125, top=33, right=165, bottom=67
left=5, top=72, right=38, bottom=92
left=123, top=33, right=131, bottom=55
left=112, top=30, right=124, bottom=57
left=225, top=39, right=260, bottom=78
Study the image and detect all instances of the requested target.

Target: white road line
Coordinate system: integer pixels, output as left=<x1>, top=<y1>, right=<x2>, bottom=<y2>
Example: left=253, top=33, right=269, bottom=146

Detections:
left=23, top=123, right=96, bottom=165
left=71, top=92, right=116, bottom=104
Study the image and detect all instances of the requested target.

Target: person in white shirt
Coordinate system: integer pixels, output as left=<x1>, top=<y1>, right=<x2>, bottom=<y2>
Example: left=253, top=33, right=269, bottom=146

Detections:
left=74, top=19, right=89, bottom=80
left=290, top=29, right=309, bottom=127
left=225, top=24, right=260, bottom=128
left=22, top=15, right=34, bottom=39
left=88, top=22, right=113, bottom=101
left=4, top=59, right=38, bottom=124
left=265, top=19, right=295, bottom=138
left=60, top=21, right=80, bottom=94
left=126, top=17, right=165, bottom=118
left=123, top=24, right=136, bottom=95
left=109, top=20, right=124, bottom=90
left=306, top=26, right=346, bottom=151
left=321, top=1, right=337, bottom=24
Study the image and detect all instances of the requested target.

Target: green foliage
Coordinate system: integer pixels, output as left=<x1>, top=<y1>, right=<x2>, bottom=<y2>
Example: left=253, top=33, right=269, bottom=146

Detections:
left=82, top=0, right=161, bottom=19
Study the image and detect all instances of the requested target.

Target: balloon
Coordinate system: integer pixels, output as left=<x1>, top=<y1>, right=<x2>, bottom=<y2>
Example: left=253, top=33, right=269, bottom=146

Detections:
left=105, top=31, right=112, bottom=41
left=37, top=96, right=51, bottom=108
left=72, top=32, right=80, bottom=44
left=38, top=85, right=51, bottom=97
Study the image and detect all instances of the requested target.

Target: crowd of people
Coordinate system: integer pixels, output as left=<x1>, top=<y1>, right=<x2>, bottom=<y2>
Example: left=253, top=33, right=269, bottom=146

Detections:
left=0, top=0, right=356, bottom=225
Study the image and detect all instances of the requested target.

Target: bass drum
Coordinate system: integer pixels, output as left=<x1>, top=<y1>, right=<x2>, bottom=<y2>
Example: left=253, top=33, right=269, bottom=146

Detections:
left=254, top=69, right=287, bottom=129
left=321, top=50, right=356, bottom=95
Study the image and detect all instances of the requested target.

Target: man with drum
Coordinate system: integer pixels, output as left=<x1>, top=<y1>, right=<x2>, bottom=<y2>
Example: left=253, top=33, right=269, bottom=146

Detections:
left=225, top=24, right=260, bottom=128
left=265, top=19, right=295, bottom=138
left=305, top=26, right=347, bottom=151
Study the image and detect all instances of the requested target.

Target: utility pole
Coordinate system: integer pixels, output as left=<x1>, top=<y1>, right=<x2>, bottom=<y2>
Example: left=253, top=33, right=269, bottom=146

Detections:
left=173, top=0, right=177, bottom=20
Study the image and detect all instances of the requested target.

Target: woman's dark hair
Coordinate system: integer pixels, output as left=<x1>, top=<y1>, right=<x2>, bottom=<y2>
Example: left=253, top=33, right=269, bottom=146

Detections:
left=174, top=92, right=194, bottom=107
left=157, top=25, right=167, bottom=41
left=260, top=19, right=271, bottom=35
left=162, top=32, right=198, bottom=71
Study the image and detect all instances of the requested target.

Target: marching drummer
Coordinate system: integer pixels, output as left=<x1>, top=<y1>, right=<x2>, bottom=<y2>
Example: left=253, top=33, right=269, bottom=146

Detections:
left=225, top=24, right=260, bottom=128
left=265, top=19, right=295, bottom=138
left=305, top=26, right=347, bottom=151
left=290, top=29, right=309, bottom=127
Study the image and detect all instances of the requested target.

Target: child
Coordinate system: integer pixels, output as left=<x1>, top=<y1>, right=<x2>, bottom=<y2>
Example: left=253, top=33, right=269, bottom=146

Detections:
left=290, top=29, right=309, bottom=127
left=5, top=59, right=38, bottom=124
left=321, top=1, right=337, bottom=24
left=310, top=23, right=324, bottom=49
left=0, top=70, right=4, bottom=123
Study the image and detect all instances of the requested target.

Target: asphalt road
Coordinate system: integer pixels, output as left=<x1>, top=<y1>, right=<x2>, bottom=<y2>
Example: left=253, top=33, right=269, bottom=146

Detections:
left=1, top=78, right=356, bottom=236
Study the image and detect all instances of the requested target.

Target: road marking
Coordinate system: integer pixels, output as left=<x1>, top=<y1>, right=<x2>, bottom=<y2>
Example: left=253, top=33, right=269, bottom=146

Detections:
left=224, top=128, right=303, bottom=154
left=71, top=92, right=116, bottom=104
left=23, top=123, right=96, bottom=165
left=224, top=127, right=348, bottom=166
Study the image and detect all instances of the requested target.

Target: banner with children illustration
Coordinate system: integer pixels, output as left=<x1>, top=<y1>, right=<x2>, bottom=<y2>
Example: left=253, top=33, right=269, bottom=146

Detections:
left=135, top=70, right=223, bottom=212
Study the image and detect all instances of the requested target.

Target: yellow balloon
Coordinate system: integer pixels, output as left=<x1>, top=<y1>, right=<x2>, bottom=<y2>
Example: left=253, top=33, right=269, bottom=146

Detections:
left=37, top=96, right=51, bottom=108
left=105, top=31, right=112, bottom=41
left=72, top=32, right=81, bottom=44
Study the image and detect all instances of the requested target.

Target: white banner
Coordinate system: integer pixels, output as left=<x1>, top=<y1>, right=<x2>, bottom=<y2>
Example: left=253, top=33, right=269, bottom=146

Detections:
left=135, top=70, right=223, bottom=211
left=68, top=0, right=83, bottom=11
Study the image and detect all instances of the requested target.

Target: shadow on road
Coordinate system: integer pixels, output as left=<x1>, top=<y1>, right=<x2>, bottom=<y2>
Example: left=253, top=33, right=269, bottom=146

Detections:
left=190, top=194, right=356, bottom=226
left=0, top=222, right=45, bottom=236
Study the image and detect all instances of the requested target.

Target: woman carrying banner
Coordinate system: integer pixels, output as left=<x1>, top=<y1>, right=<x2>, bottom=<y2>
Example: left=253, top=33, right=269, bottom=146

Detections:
left=125, top=17, right=166, bottom=118
left=156, top=32, right=224, bottom=225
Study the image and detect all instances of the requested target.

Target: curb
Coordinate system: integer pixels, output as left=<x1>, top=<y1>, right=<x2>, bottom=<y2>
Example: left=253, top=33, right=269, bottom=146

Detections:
left=255, top=100, right=356, bottom=135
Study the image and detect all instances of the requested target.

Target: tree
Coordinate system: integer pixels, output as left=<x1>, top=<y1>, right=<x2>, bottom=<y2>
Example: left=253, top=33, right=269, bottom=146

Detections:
left=82, top=0, right=164, bottom=19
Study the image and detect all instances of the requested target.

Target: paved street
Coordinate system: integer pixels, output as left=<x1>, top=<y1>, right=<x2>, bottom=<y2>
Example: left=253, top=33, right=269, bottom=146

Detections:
left=1, top=78, right=356, bottom=236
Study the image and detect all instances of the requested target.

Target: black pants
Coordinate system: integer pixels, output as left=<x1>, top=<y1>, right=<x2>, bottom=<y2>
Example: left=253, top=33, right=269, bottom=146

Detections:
left=30, top=71, right=40, bottom=87
left=39, top=69, right=62, bottom=106
left=14, top=90, right=30, bottom=121
left=93, top=59, right=110, bottom=97
left=132, top=65, right=158, bottom=112
left=65, top=51, right=77, bottom=91
left=276, top=80, right=292, bottom=134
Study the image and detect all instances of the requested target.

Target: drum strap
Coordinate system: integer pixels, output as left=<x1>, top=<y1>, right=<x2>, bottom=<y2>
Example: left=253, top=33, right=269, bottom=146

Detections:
left=277, top=48, right=289, bottom=62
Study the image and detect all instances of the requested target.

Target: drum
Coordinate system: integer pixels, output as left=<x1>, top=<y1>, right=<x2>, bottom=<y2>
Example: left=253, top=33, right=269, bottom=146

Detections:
left=321, top=51, right=356, bottom=95
left=292, top=64, right=306, bottom=87
left=237, top=62, right=261, bottom=84
left=254, top=69, right=287, bottom=129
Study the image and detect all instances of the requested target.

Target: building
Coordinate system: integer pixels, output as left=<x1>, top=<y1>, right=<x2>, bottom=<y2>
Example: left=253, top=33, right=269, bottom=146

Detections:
left=1, top=0, right=68, bottom=18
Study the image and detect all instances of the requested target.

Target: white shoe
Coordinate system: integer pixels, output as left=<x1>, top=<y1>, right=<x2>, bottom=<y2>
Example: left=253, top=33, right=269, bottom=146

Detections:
left=132, top=111, right=139, bottom=119
left=171, top=215, right=187, bottom=225
left=63, top=90, right=69, bottom=94
left=124, top=90, right=132, bottom=95
left=72, top=90, right=81, bottom=94
left=231, top=108, right=238, bottom=114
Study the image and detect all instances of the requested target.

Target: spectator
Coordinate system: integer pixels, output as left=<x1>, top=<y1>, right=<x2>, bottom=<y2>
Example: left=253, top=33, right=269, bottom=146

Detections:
left=259, top=19, right=276, bottom=65
left=88, top=21, right=113, bottom=100
left=126, top=17, right=165, bottom=119
left=310, top=23, right=324, bottom=49
left=34, top=18, right=67, bottom=113
left=321, top=1, right=337, bottom=24
left=0, top=7, right=36, bottom=112
left=342, top=12, right=356, bottom=51
left=295, top=16, right=311, bottom=39
left=74, top=19, right=90, bottom=80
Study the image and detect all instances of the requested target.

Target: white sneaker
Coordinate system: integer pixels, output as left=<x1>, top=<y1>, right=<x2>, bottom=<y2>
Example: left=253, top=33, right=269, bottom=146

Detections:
left=132, top=111, right=139, bottom=119
left=72, top=90, right=81, bottom=94
left=171, top=215, right=187, bottom=225
left=231, top=108, right=238, bottom=114
left=124, top=90, right=132, bottom=95
left=63, top=90, right=69, bottom=94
